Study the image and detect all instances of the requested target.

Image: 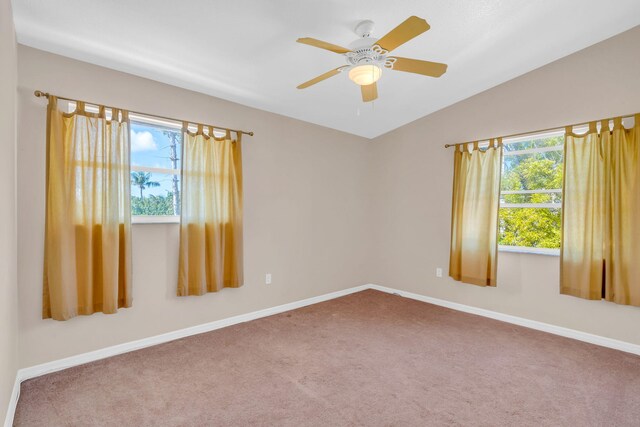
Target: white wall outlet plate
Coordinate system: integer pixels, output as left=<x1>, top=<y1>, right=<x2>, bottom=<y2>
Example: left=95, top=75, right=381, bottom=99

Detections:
left=436, top=268, right=443, bottom=278
left=265, top=273, right=272, bottom=285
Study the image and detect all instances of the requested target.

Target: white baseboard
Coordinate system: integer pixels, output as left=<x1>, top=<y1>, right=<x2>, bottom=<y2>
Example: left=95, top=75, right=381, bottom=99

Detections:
left=6, top=282, right=640, bottom=427
left=3, top=375, right=20, bottom=427
left=17, top=285, right=370, bottom=382
left=367, top=284, right=640, bottom=356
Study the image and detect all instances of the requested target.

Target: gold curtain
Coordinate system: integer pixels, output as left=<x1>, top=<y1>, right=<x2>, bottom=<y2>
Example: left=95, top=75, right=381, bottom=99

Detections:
left=177, top=125, right=243, bottom=296
left=43, top=97, right=132, bottom=320
left=449, top=139, right=503, bottom=286
left=561, top=115, right=640, bottom=306
left=560, top=122, right=605, bottom=300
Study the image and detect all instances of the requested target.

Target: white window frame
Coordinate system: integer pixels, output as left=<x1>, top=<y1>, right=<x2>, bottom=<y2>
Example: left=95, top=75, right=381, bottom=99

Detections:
left=129, top=116, right=227, bottom=224
left=498, top=130, right=564, bottom=255
left=132, top=215, right=180, bottom=224
left=129, top=115, right=183, bottom=224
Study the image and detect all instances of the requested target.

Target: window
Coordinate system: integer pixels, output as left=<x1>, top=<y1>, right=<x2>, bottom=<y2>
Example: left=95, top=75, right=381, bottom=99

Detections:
left=65, top=101, right=183, bottom=223
left=499, top=131, right=564, bottom=253
left=130, top=117, right=182, bottom=222
left=63, top=102, right=233, bottom=224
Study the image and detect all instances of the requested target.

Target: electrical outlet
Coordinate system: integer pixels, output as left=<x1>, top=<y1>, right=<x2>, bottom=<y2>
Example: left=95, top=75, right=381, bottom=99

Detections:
left=436, top=268, right=443, bottom=278
left=265, top=273, right=272, bottom=285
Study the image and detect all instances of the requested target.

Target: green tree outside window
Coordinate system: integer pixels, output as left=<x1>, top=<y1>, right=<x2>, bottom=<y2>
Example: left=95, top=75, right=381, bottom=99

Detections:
left=499, top=135, right=563, bottom=249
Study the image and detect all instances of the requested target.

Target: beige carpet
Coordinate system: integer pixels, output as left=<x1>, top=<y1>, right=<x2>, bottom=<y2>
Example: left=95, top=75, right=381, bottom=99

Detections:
left=14, top=290, right=640, bottom=426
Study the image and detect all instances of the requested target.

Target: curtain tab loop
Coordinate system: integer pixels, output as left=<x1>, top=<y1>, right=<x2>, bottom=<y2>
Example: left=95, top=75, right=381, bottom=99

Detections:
left=598, top=120, right=607, bottom=133
left=588, top=121, right=597, bottom=133
left=197, top=124, right=204, bottom=135
left=208, top=126, right=214, bottom=137
left=225, top=129, right=231, bottom=140
left=613, top=117, right=622, bottom=131
left=473, top=141, right=479, bottom=151
left=77, top=101, right=86, bottom=113
left=47, top=95, right=58, bottom=109
left=496, top=137, right=503, bottom=148
left=182, top=121, right=188, bottom=132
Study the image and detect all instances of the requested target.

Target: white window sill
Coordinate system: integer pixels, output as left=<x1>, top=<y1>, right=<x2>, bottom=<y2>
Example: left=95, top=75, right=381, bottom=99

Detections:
left=499, top=245, right=560, bottom=256
left=132, top=215, right=180, bottom=224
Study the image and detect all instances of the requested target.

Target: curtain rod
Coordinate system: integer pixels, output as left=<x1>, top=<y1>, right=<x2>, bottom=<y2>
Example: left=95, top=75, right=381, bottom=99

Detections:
left=443, top=112, right=639, bottom=148
left=33, top=90, right=254, bottom=137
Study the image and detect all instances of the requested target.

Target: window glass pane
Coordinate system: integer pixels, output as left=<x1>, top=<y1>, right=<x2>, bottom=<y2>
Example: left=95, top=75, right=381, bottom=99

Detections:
left=499, top=207, right=561, bottom=249
left=129, top=120, right=181, bottom=217
left=499, top=133, right=564, bottom=249
left=503, top=134, right=564, bottom=152
left=131, top=172, right=180, bottom=216
left=502, top=143, right=564, bottom=192
left=130, top=122, right=181, bottom=171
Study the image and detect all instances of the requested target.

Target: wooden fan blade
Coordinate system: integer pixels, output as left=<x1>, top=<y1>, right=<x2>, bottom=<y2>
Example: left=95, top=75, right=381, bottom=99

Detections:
left=297, top=37, right=351, bottom=54
left=297, top=68, right=343, bottom=89
left=375, top=16, right=430, bottom=53
left=361, top=82, right=378, bottom=102
left=390, top=57, right=447, bottom=77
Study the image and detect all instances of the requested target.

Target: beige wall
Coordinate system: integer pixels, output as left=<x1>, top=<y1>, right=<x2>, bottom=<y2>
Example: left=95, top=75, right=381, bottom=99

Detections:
left=0, top=0, right=18, bottom=421
left=16, top=46, right=372, bottom=368
left=14, top=25, right=640, bottom=373
left=369, top=26, right=640, bottom=345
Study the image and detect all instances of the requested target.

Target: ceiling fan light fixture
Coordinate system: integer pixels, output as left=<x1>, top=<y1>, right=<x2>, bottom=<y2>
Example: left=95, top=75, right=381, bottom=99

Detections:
left=348, top=64, right=382, bottom=86
left=296, top=16, right=446, bottom=102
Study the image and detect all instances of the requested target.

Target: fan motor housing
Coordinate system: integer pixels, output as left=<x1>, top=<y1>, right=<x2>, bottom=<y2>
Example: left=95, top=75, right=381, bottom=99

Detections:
left=345, top=44, right=396, bottom=70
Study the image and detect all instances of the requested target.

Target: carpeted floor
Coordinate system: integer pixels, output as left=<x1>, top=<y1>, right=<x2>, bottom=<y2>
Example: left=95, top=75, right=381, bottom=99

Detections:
left=14, top=290, right=640, bottom=426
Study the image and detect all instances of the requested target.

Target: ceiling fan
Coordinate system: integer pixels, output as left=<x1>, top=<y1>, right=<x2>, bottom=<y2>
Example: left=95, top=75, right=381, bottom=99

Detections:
left=296, top=16, right=448, bottom=103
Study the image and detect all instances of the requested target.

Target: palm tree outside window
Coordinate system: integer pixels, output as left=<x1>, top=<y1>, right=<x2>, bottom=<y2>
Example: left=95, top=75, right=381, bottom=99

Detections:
left=129, top=118, right=182, bottom=220
left=131, top=172, right=160, bottom=198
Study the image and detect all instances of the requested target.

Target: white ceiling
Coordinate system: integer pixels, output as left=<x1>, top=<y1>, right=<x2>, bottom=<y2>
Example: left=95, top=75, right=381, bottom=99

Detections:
left=12, top=0, right=640, bottom=138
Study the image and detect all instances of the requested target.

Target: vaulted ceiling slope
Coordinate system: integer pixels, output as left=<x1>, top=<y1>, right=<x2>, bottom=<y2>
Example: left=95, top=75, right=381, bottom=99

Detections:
left=12, top=0, right=640, bottom=138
